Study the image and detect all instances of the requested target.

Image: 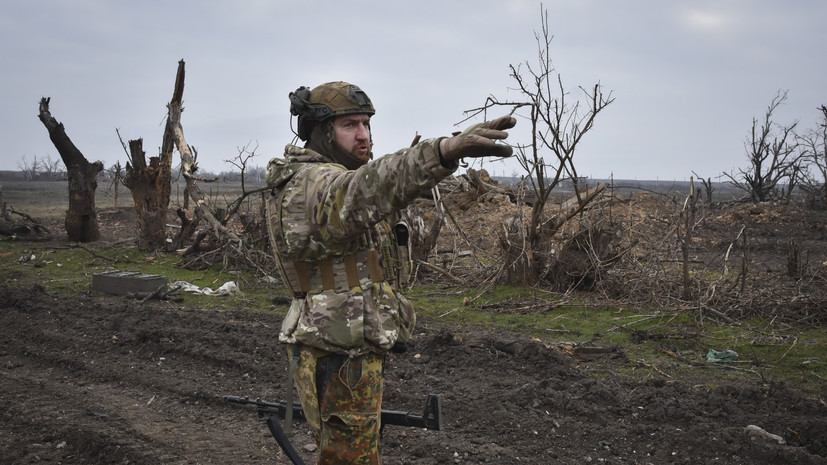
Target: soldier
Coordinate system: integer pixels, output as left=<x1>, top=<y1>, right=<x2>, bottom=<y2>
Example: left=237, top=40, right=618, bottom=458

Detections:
left=266, top=81, right=515, bottom=464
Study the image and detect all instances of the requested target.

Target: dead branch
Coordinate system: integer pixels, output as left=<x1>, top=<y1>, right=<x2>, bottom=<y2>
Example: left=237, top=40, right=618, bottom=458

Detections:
left=0, top=206, right=52, bottom=239
left=8, top=207, right=48, bottom=230
left=698, top=304, right=736, bottom=324
left=545, top=183, right=608, bottom=233
left=129, top=282, right=183, bottom=302
left=145, top=282, right=182, bottom=302
left=415, top=259, right=463, bottom=284
left=163, top=60, right=241, bottom=255
left=76, top=243, right=118, bottom=263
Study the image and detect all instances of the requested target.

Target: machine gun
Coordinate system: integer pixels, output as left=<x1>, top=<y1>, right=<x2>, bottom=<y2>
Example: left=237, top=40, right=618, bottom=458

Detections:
left=224, top=394, right=442, bottom=464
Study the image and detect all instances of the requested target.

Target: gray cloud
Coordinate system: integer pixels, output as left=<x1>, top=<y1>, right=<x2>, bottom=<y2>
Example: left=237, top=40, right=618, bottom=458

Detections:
left=2, top=0, right=824, bottom=182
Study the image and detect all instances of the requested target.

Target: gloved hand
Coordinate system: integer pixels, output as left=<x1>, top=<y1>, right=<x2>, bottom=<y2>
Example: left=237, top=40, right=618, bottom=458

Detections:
left=439, top=115, right=517, bottom=162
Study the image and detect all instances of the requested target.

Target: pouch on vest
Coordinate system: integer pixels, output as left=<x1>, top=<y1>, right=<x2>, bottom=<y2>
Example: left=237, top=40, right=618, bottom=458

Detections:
left=394, top=221, right=412, bottom=288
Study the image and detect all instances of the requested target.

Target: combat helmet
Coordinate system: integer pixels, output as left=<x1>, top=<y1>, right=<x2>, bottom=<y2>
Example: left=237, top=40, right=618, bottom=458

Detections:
left=289, top=81, right=375, bottom=141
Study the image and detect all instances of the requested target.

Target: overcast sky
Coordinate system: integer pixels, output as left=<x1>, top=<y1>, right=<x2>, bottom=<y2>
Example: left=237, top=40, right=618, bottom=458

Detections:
left=2, top=0, right=825, bottom=181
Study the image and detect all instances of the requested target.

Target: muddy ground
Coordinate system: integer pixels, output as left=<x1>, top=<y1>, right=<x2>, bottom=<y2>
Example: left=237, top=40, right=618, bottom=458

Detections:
left=1, top=188, right=827, bottom=464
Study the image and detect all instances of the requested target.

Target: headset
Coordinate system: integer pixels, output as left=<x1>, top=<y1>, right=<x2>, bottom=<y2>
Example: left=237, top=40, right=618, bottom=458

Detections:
left=289, top=86, right=332, bottom=141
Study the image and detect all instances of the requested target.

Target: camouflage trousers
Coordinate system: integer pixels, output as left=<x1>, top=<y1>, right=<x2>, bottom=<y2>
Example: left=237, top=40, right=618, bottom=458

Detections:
left=289, top=345, right=385, bottom=465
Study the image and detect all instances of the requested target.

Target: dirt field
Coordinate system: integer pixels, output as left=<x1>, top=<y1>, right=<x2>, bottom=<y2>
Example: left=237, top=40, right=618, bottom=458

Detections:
left=1, top=181, right=827, bottom=464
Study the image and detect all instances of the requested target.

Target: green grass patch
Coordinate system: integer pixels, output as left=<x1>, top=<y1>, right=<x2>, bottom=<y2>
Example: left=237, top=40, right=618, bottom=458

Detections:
left=3, top=242, right=825, bottom=392
left=406, top=283, right=827, bottom=392
left=0, top=240, right=282, bottom=313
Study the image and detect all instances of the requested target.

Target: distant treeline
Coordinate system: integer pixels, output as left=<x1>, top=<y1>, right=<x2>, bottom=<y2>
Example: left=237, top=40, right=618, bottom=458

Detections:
left=0, top=170, right=65, bottom=182
left=0, top=169, right=749, bottom=201
left=490, top=175, right=746, bottom=200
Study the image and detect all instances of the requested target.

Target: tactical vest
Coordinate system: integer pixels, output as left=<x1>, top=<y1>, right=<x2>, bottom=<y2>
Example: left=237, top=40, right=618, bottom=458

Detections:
left=266, top=166, right=412, bottom=298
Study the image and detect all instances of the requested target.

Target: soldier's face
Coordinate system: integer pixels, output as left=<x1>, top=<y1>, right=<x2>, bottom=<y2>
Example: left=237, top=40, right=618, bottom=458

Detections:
left=333, top=114, right=371, bottom=165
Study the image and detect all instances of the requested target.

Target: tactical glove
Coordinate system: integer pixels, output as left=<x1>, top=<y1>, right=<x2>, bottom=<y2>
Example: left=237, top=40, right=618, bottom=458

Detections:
left=439, top=115, right=517, bottom=162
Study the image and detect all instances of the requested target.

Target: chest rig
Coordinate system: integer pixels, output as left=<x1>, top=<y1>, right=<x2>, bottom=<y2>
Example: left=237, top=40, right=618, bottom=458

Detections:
left=266, top=171, right=411, bottom=298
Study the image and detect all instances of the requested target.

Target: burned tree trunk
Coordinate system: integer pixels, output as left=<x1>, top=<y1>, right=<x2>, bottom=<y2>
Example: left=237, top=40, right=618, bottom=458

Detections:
left=37, top=97, right=103, bottom=242
left=118, top=58, right=178, bottom=251
left=122, top=138, right=172, bottom=250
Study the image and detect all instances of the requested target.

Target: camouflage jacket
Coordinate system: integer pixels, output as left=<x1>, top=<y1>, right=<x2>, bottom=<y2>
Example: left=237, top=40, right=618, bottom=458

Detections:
left=266, top=138, right=457, bottom=356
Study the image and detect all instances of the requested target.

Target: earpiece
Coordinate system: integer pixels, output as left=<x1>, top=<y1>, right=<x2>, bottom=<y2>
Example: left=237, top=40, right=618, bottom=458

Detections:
left=289, top=86, right=311, bottom=116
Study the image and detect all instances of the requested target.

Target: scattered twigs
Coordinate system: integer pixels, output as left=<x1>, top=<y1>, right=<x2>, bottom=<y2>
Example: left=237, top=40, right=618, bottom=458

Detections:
left=660, top=347, right=765, bottom=379
left=478, top=298, right=569, bottom=314
left=462, top=263, right=506, bottom=306
left=438, top=308, right=460, bottom=319
left=777, top=336, right=798, bottom=363
left=698, top=304, right=736, bottom=324
left=415, top=259, right=462, bottom=284
left=606, top=314, right=670, bottom=333
left=439, top=194, right=480, bottom=264
left=636, top=358, right=673, bottom=379
left=76, top=244, right=118, bottom=263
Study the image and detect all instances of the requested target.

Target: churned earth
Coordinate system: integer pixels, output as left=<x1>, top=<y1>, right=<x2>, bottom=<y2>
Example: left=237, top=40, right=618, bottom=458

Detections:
left=1, top=282, right=826, bottom=464
left=1, top=190, right=826, bottom=464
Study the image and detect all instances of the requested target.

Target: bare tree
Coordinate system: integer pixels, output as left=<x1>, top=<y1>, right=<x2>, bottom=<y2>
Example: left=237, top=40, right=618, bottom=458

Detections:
left=37, top=97, right=103, bottom=242
left=40, top=154, right=65, bottom=180
left=465, top=5, right=614, bottom=285
left=105, top=161, right=125, bottom=208
left=724, top=90, right=803, bottom=202
left=219, top=142, right=270, bottom=224
left=692, top=171, right=714, bottom=206
left=17, top=156, right=40, bottom=181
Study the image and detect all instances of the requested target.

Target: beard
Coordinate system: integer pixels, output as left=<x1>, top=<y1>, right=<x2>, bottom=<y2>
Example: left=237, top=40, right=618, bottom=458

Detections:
left=305, top=120, right=373, bottom=170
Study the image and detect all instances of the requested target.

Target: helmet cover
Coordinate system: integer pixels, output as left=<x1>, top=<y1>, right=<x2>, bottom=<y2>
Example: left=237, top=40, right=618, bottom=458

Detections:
left=289, top=81, right=375, bottom=140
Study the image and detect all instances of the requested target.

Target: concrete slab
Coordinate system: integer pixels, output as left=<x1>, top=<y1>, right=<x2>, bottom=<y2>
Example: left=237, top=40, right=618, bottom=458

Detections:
left=92, top=270, right=167, bottom=295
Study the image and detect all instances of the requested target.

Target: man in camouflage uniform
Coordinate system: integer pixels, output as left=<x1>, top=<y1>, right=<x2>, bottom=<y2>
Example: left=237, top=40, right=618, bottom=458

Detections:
left=266, top=81, right=515, bottom=464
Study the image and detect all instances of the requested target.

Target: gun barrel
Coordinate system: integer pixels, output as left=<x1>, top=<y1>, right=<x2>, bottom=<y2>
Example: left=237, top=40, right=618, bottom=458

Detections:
left=223, top=395, right=251, bottom=405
